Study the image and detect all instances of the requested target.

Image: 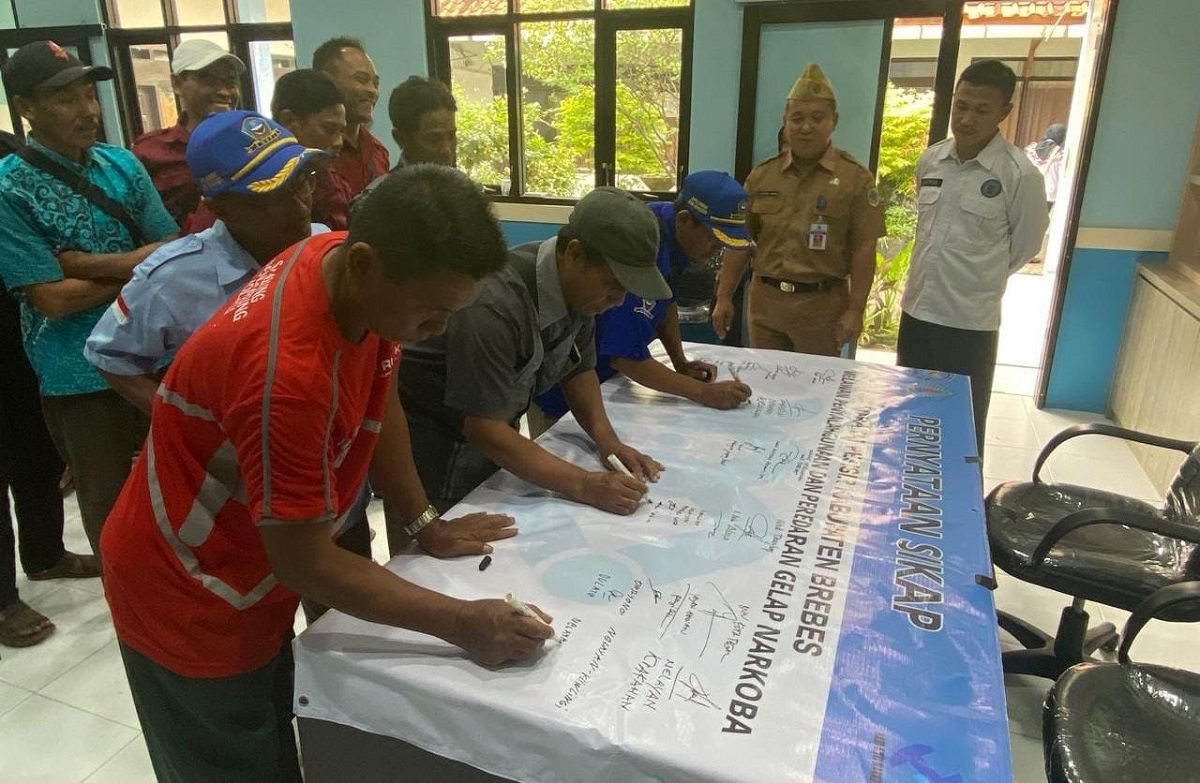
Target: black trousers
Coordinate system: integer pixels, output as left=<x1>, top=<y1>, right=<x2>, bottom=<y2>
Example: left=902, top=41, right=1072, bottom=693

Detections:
left=0, top=290, right=65, bottom=608
left=895, top=311, right=998, bottom=459
left=119, top=639, right=302, bottom=783
left=41, top=390, right=148, bottom=561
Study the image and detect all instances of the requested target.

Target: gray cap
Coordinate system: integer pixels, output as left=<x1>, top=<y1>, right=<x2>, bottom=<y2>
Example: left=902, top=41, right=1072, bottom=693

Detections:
left=569, top=187, right=669, bottom=300
left=171, top=39, right=245, bottom=76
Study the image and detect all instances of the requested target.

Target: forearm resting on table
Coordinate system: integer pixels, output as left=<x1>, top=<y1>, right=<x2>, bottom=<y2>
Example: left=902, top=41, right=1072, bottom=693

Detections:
left=715, top=250, right=750, bottom=303
left=655, top=305, right=688, bottom=370
left=369, top=390, right=434, bottom=521
left=23, top=278, right=125, bottom=319
left=611, top=355, right=705, bottom=402
left=99, top=369, right=162, bottom=416
left=560, top=371, right=622, bottom=453
left=463, top=415, right=588, bottom=501
left=264, top=523, right=464, bottom=640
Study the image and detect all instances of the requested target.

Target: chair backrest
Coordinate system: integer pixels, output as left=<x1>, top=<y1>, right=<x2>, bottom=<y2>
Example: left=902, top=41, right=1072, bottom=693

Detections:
left=1165, top=443, right=1200, bottom=523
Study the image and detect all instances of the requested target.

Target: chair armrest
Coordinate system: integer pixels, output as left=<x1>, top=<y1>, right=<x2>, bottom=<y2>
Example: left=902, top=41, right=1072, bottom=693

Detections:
left=1118, top=581, right=1200, bottom=664
left=1029, top=506, right=1200, bottom=569
left=1031, top=423, right=1198, bottom=485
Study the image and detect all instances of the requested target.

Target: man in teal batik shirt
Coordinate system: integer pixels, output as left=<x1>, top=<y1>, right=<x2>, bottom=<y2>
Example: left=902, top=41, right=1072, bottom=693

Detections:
left=0, top=41, right=177, bottom=561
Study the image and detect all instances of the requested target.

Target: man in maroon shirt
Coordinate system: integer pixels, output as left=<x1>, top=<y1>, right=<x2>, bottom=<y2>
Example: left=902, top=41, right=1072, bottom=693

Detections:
left=312, top=37, right=389, bottom=230
left=133, top=39, right=244, bottom=229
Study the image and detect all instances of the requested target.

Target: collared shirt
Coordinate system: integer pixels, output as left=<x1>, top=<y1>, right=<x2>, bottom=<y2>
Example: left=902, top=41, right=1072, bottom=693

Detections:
left=132, top=118, right=195, bottom=228
left=535, top=200, right=681, bottom=419
left=400, top=238, right=597, bottom=503
left=745, top=143, right=885, bottom=282
left=101, top=231, right=400, bottom=677
left=901, top=133, right=1048, bottom=331
left=84, top=221, right=331, bottom=376
left=314, top=127, right=390, bottom=231
left=334, top=126, right=390, bottom=193
left=0, top=139, right=177, bottom=396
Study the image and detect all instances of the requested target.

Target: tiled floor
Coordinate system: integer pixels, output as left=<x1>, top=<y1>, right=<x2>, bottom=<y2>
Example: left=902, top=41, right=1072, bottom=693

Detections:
left=2, top=391, right=1196, bottom=782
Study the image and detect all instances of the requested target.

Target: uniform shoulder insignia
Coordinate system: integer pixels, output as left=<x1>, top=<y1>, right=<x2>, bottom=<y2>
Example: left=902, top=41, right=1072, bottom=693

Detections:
left=867, top=187, right=881, bottom=207
left=141, top=235, right=204, bottom=277
left=836, top=148, right=872, bottom=173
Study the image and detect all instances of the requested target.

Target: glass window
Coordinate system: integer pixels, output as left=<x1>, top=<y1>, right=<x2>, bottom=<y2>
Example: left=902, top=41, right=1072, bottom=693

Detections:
left=429, top=0, right=691, bottom=200
left=112, top=0, right=166, bottom=28
left=237, top=0, right=293, bottom=22
left=450, top=35, right=512, bottom=193
left=174, top=0, right=225, bottom=26
left=614, top=27, right=682, bottom=192
left=129, top=43, right=176, bottom=132
left=248, top=40, right=297, bottom=119
left=520, top=19, right=595, bottom=198
left=605, top=0, right=690, bottom=8
left=520, top=0, right=592, bottom=12
left=435, top=0, right=508, bottom=16
left=0, top=77, right=14, bottom=135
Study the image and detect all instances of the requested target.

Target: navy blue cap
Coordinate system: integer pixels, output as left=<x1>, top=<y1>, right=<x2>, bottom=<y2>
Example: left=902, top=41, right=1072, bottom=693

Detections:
left=186, top=110, right=327, bottom=198
left=679, top=171, right=752, bottom=249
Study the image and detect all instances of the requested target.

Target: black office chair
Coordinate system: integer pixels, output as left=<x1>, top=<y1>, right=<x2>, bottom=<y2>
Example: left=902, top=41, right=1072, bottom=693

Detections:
left=986, top=423, right=1200, bottom=679
left=1043, top=581, right=1200, bottom=783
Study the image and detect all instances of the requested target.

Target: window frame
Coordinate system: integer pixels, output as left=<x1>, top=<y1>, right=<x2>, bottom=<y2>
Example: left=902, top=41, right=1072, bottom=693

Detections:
left=101, top=0, right=292, bottom=141
left=427, top=1, right=694, bottom=204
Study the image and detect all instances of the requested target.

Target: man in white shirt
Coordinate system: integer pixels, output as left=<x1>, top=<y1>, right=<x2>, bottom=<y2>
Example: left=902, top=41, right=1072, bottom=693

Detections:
left=897, top=59, right=1048, bottom=456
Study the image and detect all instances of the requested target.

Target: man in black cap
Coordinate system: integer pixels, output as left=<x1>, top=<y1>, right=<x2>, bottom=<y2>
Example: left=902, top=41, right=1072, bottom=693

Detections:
left=400, top=187, right=666, bottom=519
left=0, top=41, right=178, bottom=562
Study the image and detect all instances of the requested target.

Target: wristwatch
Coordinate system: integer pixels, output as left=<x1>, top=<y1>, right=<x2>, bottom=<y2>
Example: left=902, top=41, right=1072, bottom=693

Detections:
left=403, top=504, right=439, bottom=538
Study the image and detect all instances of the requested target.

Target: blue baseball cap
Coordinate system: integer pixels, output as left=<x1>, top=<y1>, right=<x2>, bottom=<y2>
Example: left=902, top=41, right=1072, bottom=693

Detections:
left=678, top=170, right=752, bottom=249
left=186, top=110, right=327, bottom=198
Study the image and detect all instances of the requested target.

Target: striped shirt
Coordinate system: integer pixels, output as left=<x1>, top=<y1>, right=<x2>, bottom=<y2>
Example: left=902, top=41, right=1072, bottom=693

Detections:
left=101, top=231, right=399, bottom=677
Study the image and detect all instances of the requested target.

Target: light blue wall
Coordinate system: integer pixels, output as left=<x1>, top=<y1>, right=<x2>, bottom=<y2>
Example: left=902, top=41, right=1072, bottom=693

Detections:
left=1043, top=0, right=1200, bottom=412
left=1075, top=1, right=1200, bottom=231
left=752, top=21, right=884, bottom=166
left=12, top=0, right=101, bottom=26
left=1044, top=249, right=1168, bottom=412
left=688, top=0, right=741, bottom=173
left=288, top=0, right=428, bottom=164
left=501, top=221, right=560, bottom=247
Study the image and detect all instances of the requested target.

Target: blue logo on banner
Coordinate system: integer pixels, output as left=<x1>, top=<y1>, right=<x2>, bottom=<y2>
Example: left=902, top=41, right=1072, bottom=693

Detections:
left=889, top=744, right=962, bottom=783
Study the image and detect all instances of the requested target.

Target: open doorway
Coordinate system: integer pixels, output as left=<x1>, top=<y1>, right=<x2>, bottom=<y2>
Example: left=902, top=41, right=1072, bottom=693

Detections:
left=855, top=1, right=1112, bottom=399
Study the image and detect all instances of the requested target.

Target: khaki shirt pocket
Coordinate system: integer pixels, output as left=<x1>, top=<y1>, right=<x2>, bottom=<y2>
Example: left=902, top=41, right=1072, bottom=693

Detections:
left=749, top=190, right=783, bottom=215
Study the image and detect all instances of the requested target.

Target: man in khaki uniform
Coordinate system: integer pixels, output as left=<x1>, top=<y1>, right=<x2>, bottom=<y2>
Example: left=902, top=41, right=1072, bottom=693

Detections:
left=714, top=63, right=884, bottom=356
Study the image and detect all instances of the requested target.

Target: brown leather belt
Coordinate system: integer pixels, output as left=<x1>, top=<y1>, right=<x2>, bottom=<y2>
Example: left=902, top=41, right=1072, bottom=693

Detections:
left=757, top=276, right=844, bottom=293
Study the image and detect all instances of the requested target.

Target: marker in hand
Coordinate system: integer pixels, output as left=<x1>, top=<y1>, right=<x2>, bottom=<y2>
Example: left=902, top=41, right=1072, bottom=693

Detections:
left=505, top=592, right=551, bottom=625
left=728, top=362, right=742, bottom=383
left=607, top=453, right=652, bottom=504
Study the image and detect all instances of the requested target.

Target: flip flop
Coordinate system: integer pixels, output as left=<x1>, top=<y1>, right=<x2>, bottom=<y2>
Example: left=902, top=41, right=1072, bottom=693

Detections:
left=26, top=551, right=100, bottom=581
left=0, top=600, right=55, bottom=648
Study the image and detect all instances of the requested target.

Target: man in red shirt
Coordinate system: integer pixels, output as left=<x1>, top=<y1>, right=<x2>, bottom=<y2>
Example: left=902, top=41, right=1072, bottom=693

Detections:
left=101, top=166, right=550, bottom=781
left=311, top=36, right=390, bottom=229
left=132, top=39, right=244, bottom=228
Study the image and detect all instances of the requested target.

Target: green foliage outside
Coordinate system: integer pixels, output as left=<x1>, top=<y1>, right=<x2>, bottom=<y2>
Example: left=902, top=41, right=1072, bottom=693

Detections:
left=453, top=22, right=682, bottom=198
left=859, top=83, right=935, bottom=349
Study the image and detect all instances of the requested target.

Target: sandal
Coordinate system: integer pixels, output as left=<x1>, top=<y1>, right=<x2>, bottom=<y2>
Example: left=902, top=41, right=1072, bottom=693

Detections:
left=0, top=600, right=55, bottom=647
left=26, top=551, right=100, bottom=581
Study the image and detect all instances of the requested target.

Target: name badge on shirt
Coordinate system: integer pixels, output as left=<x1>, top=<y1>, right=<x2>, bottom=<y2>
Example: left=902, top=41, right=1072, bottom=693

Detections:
left=920, top=177, right=943, bottom=187
left=808, top=219, right=828, bottom=251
